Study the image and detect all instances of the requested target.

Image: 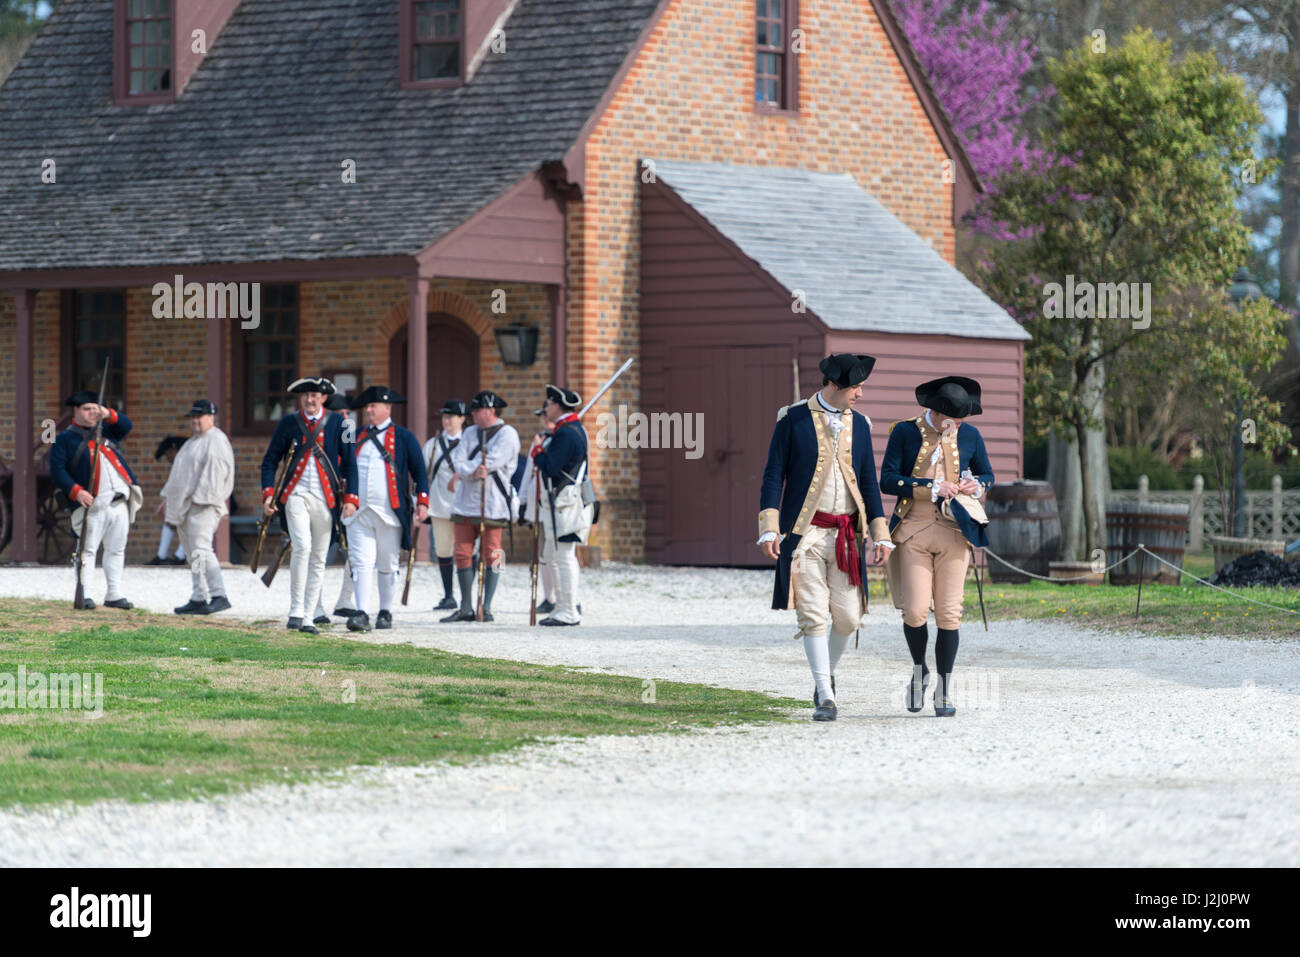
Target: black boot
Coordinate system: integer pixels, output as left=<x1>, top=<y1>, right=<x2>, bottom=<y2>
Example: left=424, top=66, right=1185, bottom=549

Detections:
left=934, top=628, right=959, bottom=716
left=441, top=568, right=477, bottom=622
left=434, top=557, right=457, bottom=610
left=481, top=567, right=500, bottom=623
left=903, top=622, right=930, bottom=712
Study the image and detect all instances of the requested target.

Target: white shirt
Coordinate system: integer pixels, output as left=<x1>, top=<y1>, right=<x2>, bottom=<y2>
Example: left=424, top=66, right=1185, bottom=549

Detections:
left=924, top=410, right=982, bottom=501
left=94, top=442, right=130, bottom=506
left=355, top=418, right=400, bottom=527
left=291, top=413, right=327, bottom=503
left=422, top=431, right=462, bottom=520
left=452, top=420, right=521, bottom=521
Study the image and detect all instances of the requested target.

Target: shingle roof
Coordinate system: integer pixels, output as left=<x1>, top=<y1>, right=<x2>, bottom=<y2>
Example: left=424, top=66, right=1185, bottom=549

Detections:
left=0, top=0, right=661, bottom=271
left=650, top=159, right=1030, bottom=341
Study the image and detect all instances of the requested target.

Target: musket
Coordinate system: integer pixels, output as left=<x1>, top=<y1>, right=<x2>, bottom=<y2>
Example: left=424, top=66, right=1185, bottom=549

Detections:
left=576, top=357, right=634, bottom=420
left=529, top=450, right=542, bottom=626
left=402, top=512, right=419, bottom=606
left=251, top=438, right=298, bottom=573
left=261, top=537, right=291, bottom=588
left=73, top=357, right=110, bottom=610
left=475, top=433, right=488, bottom=621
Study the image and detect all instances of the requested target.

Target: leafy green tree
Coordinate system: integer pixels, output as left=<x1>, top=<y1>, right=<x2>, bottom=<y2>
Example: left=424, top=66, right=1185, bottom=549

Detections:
left=977, top=29, right=1284, bottom=555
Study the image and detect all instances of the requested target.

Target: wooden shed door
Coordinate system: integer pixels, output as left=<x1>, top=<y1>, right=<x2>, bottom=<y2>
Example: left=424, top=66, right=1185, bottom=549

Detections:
left=662, top=344, right=791, bottom=565
left=389, top=313, right=480, bottom=435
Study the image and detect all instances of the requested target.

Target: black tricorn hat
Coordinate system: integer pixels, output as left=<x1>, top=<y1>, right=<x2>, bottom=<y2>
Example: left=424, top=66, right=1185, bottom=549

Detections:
left=324, top=393, right=352, bottom=412
left=351, top=385, right=405, bottom=410
left=154, top=435, right=187, bottom=460
left=916, top=376, right=982, bottom=417
left=288, top=376, right=336, bottom=396
left=64, top=390, right=100, bottom=407
left=470, top=390, right=508, bottom=410
left=545, top=383, right=581, bottom=410
left=441, top=399, right=469, bottom=417
left=819, top=353, right=876, bottom=388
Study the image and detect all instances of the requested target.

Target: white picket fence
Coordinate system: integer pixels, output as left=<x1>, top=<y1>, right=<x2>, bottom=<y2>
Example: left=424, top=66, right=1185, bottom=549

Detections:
left=1109, top=475, right=1300, bottom=551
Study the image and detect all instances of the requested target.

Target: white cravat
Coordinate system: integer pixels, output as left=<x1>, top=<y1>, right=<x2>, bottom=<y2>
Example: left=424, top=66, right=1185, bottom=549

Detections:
left=817, top=392, right=848, bottom=436
left=924, top=410, right=981, bottom=500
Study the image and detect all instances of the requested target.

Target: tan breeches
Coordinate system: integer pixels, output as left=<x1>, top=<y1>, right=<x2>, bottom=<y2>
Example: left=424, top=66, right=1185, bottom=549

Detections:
left=792, top=526, right=864, bottom=638
left=894, top=501, right=969, bottom=629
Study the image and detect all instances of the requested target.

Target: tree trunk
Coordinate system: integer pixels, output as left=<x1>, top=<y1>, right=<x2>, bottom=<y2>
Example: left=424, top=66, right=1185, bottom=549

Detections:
left=1279, top=39, right=1300, bottom=308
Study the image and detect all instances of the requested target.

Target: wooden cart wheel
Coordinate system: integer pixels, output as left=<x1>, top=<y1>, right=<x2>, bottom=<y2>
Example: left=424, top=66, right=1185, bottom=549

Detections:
left=36, top=483, right=77, bottom=565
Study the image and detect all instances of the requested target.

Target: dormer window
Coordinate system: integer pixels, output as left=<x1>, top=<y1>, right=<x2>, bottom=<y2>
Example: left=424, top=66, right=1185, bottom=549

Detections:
left=400, top=0, right=463, bottom=88
left=124, top=0, right=172, bottom=97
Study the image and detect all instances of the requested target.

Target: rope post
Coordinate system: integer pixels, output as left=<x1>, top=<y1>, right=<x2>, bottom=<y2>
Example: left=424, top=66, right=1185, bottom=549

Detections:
left=1136, top=544, right=1147, bottom=617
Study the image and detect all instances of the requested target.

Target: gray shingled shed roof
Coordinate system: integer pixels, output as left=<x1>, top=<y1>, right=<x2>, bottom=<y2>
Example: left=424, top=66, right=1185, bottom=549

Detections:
left=0, top=0, right=662, bottom=271
left=650, top=159, right=1030, bottom=341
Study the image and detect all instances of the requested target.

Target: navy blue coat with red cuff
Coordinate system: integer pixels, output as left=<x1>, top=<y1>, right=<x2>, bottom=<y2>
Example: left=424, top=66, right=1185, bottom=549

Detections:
left=879, top=419, right=994, bottom=549
left=342, top=422, right=430, bottom=551
left=758, top=402, right=888, bottom=611
left=49, top=409, right=139, bottom=507
left=532, top=417, right=588, bottom=543
left=259, top=410, right=350, bottom=507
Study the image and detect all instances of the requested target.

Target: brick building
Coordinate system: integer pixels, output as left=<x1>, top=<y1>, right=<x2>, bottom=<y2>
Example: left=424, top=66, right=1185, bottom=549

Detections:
left=0, top=0, right=1027, bottom=567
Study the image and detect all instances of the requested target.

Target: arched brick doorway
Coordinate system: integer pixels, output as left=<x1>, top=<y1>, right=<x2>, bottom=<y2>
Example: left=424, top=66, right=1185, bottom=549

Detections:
left=389, top=312, right=480, bottom=435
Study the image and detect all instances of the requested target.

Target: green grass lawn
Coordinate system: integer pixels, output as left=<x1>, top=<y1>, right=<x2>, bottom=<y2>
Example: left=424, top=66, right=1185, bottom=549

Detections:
left=0, top=599, right=799, bottom=809
left=865, top=550, right=1300, bottom=637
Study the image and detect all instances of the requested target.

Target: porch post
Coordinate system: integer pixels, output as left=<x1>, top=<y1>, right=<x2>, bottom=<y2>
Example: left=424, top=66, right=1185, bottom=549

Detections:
left=208, top=313, right=230, bottom=562
left=406, top=277, right=429, bottom=444
left=12, top=289, right=37, bottom=563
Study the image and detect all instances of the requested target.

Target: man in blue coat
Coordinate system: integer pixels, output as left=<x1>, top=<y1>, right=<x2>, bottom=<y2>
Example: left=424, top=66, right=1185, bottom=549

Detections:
left=49, top=391, right=142, bottom=610
left=758, top=354, right=894, bottom=721
left=531, top=384, right=590, bottom=626
left=340, top=385, right=430, bottom=632
left=880, top=376, right=994, bottom=717
left=259, top=376, right=350, bottom=633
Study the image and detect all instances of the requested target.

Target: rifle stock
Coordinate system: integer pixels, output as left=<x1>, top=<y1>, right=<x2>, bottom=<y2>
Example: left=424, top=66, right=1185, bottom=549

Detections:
left=402, top=520, right=419, bottom=606
left=251, top=438, right=298, bottom=574
left=261, top=537, right=291, bottom=588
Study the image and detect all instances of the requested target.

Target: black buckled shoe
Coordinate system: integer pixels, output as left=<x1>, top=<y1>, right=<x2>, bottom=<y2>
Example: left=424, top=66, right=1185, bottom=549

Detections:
left=434, top=596, right=458, bottom=611
left=76, top=598, right=95, bottom=610
left=934, top=674, right=956, bottom=717
left=347, top=612, right=372, bottom=633
left=813, top=699, right=838, bottom=722
left=103, top=598, right=133, bottom=610
left=906, top=664, right=930, bottom=713
left=440, top=610, right=475, bottom=623
left=286, top=617, right=303, bottom=630
left=479, top=611, right=495, bottom=623
left=376, top=610, right=392, bottom=630
left=333, top=606, right=357, bottom=618
left=312, top=615, right=331, bottom=627
left=174, top=599, right=207, bottom=615
left=539, top=616, right=579, bottom=626
left=204, top=595, right=231, bottom=614
left=812, top=676, right=836, bottom=707
left=299, top=622, right=319, bottom=635
left=536, top=599, right=556, bottom=614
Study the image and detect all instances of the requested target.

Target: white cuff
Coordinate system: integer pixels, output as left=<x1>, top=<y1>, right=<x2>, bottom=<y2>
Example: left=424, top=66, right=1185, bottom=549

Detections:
left=875, top=540, right=896, bottom=550
left=971, top=484, right=983, bottom=499
left=930, top=483, right=940, bottom=503
left=757, top=531, right=779, bottom=546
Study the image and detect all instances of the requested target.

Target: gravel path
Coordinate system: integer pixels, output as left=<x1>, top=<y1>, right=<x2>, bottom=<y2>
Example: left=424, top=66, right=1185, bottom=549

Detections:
left=1, top=562, right=1297, bottom=866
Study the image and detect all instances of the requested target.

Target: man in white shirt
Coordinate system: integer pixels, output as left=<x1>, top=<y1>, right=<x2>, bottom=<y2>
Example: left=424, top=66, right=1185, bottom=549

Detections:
left=339, top=385, right=430, bottom=632
left=166, top=399, right=236, bottom=615
left=442, top=390, right=520, bottom=623
left=517, top=406, right=557, bottom=614
left=259, top=377, right=349, bottom=634
left=421, top=398, right=468, bottom=612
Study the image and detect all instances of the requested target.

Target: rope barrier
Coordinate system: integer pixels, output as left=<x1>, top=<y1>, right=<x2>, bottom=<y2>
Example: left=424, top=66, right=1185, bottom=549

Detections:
left=977, top=544, right=1300, bottom=618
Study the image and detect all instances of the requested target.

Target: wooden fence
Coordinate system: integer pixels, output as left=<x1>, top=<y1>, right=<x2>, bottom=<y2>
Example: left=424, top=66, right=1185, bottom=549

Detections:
left=1109, top=475, right=1300, bottom=551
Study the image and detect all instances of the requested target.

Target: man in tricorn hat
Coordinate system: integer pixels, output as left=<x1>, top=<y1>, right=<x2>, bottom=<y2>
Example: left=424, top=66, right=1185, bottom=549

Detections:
left=880, top=376, right=994, bottom=717
left=421, top=398, right=468, bottom=612
left=317, top=390, right=358, bottom=625
left=165, top=399, right=236, bottom=615
left=758, top=354, right=894, bottom=721
left=339, top=385, right=429, bottom=632
left=259, top=376, right=350, bottom=634
left=50, top=390, right=144, bottom=610
left=530, top=384, right=592, bottom=626
left=443, top=390, right=520, bottom=622
left=518, top=404, right=558, bottom=613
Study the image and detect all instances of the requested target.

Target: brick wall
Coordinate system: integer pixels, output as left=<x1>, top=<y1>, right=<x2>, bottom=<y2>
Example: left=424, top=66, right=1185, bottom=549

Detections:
left=573, top=0, right=955, bottom=560
left=2, top=277, right=555, bottom=565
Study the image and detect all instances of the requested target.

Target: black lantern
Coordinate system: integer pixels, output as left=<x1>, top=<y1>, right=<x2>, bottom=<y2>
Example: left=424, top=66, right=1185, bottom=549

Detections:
left=495, top=322, right=539, bottom=367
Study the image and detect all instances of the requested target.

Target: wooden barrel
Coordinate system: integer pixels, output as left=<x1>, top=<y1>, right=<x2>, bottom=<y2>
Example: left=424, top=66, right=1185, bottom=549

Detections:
left=983, top=481, right=1061, bottom=583
left=1106, top=501, right=1188, bottom=585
